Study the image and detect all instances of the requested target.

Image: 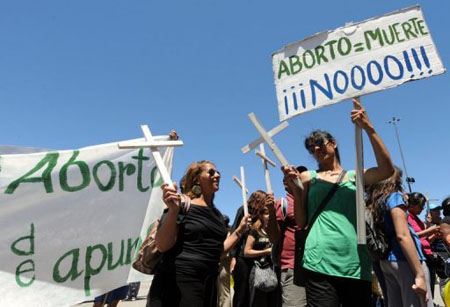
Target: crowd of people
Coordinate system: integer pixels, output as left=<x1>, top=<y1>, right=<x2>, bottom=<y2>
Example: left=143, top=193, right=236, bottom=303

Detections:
left=96, top=99, right=450, bottom=307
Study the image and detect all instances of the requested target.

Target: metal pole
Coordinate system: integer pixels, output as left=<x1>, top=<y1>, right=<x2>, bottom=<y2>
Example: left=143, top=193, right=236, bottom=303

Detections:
left=388, top=117, right=413, bottom=193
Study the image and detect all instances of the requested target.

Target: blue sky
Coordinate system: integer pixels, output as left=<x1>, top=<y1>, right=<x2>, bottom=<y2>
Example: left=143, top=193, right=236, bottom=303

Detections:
left=0, top=0, right=448, bottom=219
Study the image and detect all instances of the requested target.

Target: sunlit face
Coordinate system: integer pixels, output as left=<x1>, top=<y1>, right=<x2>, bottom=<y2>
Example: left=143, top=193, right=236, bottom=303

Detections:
left=308, top=138, right=336, bottom=163
left=197, top=163, right=220, bottom=194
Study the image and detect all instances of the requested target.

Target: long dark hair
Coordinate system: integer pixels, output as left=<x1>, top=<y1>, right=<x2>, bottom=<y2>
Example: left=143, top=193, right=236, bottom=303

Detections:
left=304, top=130, right=341, bottom=170
left=366, top=166, right=403, bottom=227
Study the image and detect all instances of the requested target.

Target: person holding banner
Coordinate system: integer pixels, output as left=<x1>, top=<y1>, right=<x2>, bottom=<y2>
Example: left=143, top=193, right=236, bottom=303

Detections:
left=282, top=98, right=394, bottom=307
left=147, top=160, right=250, bottom=307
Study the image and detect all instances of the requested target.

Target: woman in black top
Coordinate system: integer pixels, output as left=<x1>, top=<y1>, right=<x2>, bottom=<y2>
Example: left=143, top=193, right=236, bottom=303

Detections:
left=244, top=195, right=278, bottom=307
left=230, top=190, right=268, bottom=307
left=148, top=160, right=249, bottom=307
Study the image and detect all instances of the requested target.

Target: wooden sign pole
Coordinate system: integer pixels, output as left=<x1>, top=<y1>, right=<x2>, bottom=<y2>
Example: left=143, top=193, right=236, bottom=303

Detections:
left=354, top=97, right=366, bottom=244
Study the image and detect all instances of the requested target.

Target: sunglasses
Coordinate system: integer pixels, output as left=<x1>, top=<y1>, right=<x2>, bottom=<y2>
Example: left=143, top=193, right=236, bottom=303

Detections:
left=207, top=169, right=221, bottom=177
left=306, top=138, right=330, bottom=154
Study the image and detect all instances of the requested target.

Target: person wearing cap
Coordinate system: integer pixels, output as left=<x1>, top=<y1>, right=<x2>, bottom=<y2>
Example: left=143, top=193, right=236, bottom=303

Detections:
left=428, top=203, right=443, bottom=225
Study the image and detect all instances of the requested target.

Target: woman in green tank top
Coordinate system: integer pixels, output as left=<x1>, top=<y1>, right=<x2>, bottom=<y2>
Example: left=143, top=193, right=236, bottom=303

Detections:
left=282, top=98, right=394, bottom=307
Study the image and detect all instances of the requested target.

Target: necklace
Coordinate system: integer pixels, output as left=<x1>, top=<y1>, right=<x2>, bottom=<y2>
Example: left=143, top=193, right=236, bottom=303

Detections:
left=321, top=169, right=341, bottom=176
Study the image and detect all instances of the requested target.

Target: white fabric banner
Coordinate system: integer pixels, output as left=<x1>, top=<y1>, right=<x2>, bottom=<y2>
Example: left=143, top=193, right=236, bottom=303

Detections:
left=0, top=137, right=173, bottom=306
left=272, top=5, right=446, bottom=121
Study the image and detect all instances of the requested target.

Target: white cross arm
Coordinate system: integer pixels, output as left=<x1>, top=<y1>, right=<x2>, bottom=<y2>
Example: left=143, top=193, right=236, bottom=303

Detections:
left=255, top=150, right=276, bottom=167
left=118, top=140, right=183, bottom=149
left=248, top=112, right=303, bottom=190
left=232, top=175, right=249, bottom=194
left=248, top=113, right=290, bottom=165
left=241, top=121, right=289, bottom=154
left=117, top=125, right=181, bottom=189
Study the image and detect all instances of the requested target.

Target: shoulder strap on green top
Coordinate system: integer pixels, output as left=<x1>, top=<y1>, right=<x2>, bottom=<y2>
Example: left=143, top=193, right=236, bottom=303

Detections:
left=307, top=170, right=346, bottom=230
left=309, top=170, right=317, bottom=183
left=347, top=170, right=356, bottom=183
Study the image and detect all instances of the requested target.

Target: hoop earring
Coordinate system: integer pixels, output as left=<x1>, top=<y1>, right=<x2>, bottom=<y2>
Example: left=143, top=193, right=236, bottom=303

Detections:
left=192, top=184, right=202, bottom=197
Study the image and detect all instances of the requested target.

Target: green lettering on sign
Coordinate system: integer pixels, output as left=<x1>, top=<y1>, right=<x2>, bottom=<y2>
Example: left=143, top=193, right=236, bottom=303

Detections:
left=15, top=259, right=35, bottom=287
left=60, top=150, right=90, bottom=192
left=93, top=160, right=116, bottom=191
left=53, top=248, right=84, bottom=283
left=5, top=153, right=59, bottom=194
left=84, top=244, right=107, bottom=296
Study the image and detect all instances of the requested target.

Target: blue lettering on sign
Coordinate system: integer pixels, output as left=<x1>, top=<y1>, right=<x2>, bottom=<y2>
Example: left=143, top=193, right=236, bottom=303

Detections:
left=350, top=65, right=366, bottom=90
left=281, top=46, right=433, bottom=116
left=333, top=70, right=349, bottom=94
left=310, top=74, right=333, bottom=107
left=384, top=55, right=404, bottom=80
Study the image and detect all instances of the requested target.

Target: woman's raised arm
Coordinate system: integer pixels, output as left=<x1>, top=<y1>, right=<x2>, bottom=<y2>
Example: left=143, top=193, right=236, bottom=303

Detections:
left=351, top=98, right=394, bottom=185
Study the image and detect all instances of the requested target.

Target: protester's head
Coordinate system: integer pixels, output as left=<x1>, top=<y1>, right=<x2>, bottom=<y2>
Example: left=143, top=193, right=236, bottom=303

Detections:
left=252, top=201, right=270, bottom=235
left=183, top=160, right=220, bottom=200
left=442, top=197, right=450, bottom=217
left=304, top=130, right=340, bottom=170
left=247, top=190, right=267, bottom=217
left=366, top=166, right=403, bottom=224
left=440, top=216, right=450, bottom=247
left=430, top=203, right=442, bottom=224
left=283, top=165, right=308, bottom=193
left=407, top=192, right=426, bottom=215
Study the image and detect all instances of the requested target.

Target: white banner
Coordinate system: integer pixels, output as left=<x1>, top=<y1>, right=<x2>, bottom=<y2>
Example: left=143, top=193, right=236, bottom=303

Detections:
left=0, top=137, right=173, bottom=306
left=272, top=5, right=446, bottom=121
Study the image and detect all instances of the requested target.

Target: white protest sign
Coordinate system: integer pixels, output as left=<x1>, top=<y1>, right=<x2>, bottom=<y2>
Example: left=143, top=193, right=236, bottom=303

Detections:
left=273, top=5, right=445, bottom=121
left=0, top=137, right=173, bottom=307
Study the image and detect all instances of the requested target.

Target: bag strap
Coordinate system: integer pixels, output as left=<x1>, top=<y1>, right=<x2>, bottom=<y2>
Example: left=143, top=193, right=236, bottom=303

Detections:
left=307, top=170, right=346, bottom=230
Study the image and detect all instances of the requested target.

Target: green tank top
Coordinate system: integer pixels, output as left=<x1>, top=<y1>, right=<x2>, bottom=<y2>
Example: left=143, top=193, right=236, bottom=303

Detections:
left=302, top=170, right=372, bottom=281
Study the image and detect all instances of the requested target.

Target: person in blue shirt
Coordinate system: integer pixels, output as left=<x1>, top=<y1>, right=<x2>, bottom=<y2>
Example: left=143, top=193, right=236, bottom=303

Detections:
left=366, top=167, right=433, bottom=307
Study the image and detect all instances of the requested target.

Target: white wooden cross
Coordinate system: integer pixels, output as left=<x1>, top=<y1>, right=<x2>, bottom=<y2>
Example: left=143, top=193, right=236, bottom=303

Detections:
left=232, top=175, right=249, bottom=194
left=118, top=125, right=183, bottom=189
left=237, top=166, right=249, bottom=217
left=255, top=143, right=276, bottom=194
left=244, top=112, right=303, bottom=190
left=233, top=173, right=249, bottom=217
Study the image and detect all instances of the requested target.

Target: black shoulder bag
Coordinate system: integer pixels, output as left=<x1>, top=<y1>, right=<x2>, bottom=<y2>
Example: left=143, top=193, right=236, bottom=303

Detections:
left=293, top=170, right=346, bottom=286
